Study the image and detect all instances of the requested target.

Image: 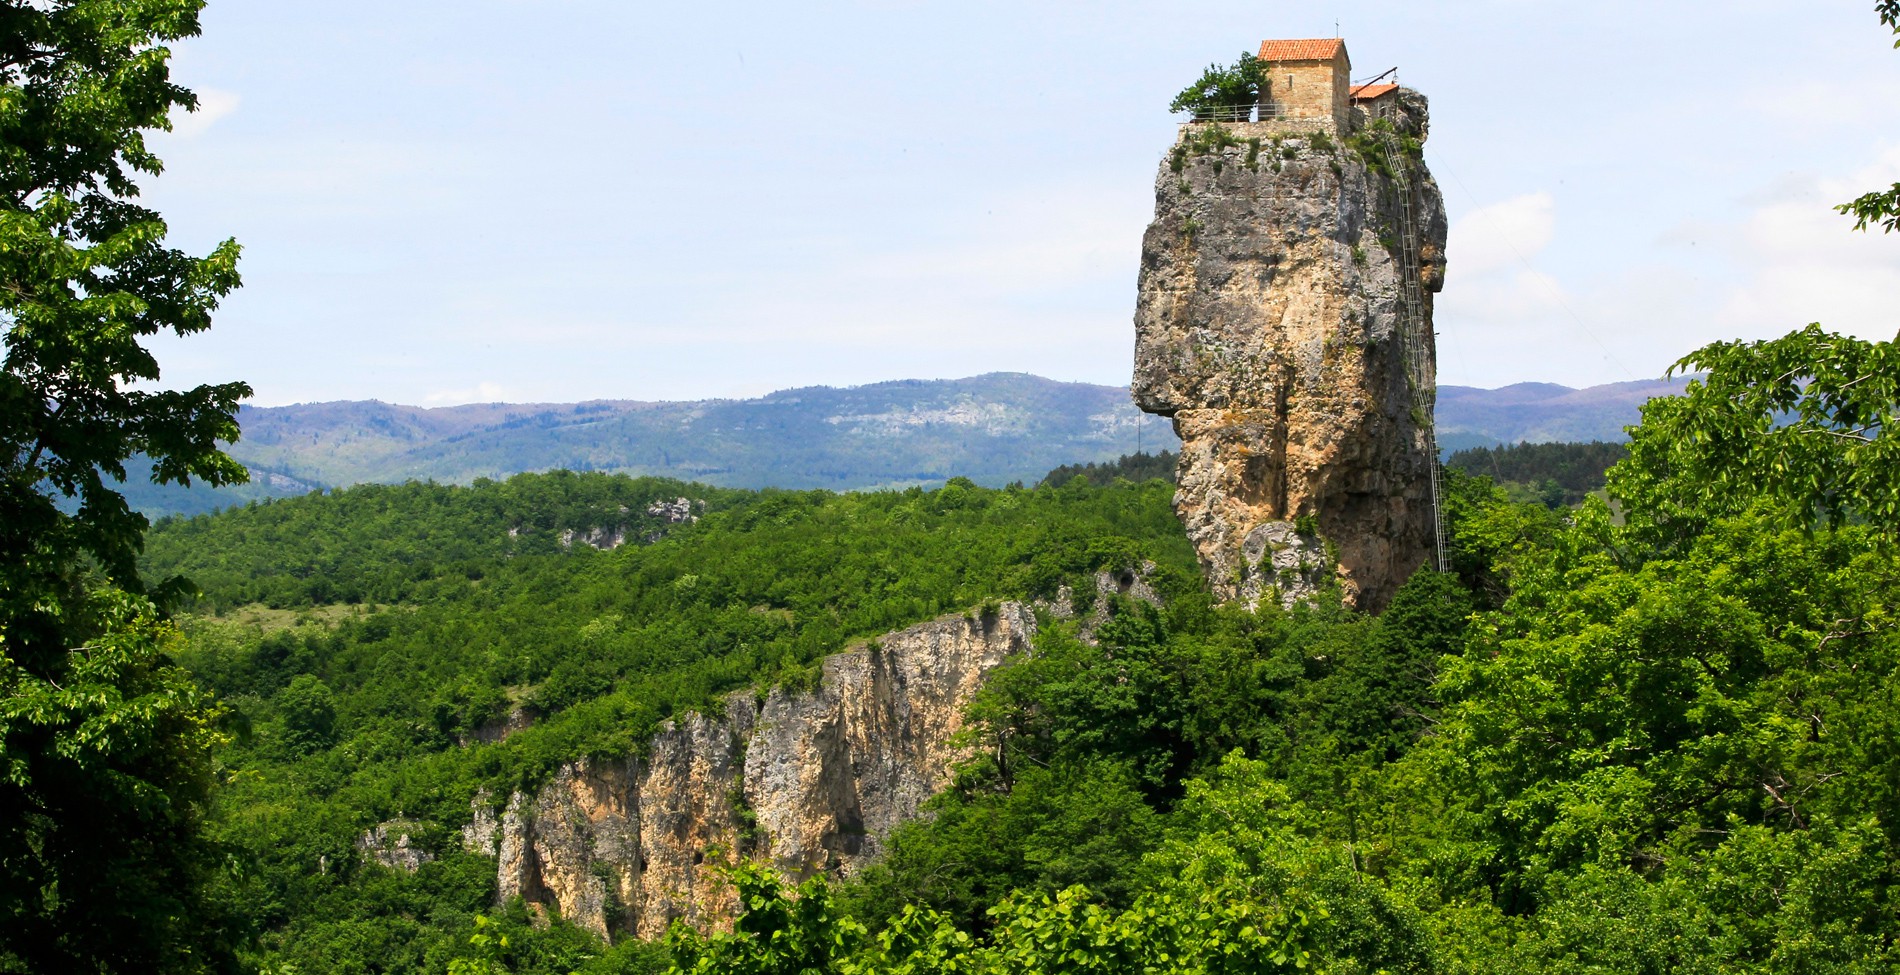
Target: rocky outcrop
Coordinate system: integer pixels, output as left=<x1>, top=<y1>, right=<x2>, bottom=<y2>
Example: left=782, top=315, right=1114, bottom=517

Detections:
left=634, top=709, right=752, bottom=937
left=640, top=497, right=703, bottom=543
left=1051, top=564, right=1163, bottom=640
left=515, top=497, right=706, bottom=552
left=357, top=820, right=435, bottom=873
left=560, top=525, right=630, bottom=550
left=466, top=705, right=539, bottom=745
left=645, top=496, right=703, bottom=523
left=463, top=603, right=1037, bottom=940
left=554, top=498, right=706, bottom=550
left=463, top=790, right=502, bottom=855
left=1132, top=91, right=1448, bottom=613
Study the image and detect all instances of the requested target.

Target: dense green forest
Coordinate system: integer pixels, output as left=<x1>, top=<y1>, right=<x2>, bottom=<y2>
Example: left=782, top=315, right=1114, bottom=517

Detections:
left=7, top=2, right=1900, bottom=973
left=652, top=327, right=1900, bottom=975
left=136, top=316, right=1900, bottom=975
left=138, top=473, right=1198, bottom=973
left=133, top=326, right=1900, bottom=974
left=1038, top=450, right=1179, bottom=487
left=1443, top=440, right=1627, bottom=508
left=141, top=472, right=752, bottom=610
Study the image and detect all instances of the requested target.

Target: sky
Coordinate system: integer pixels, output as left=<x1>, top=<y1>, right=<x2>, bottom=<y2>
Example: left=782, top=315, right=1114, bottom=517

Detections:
left=141, top=1, right=1900, bottom=407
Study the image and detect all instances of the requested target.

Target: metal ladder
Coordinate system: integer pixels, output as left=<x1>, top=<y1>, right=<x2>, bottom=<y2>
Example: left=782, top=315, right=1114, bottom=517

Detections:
left=1378, top=129, right=1448, bottom=574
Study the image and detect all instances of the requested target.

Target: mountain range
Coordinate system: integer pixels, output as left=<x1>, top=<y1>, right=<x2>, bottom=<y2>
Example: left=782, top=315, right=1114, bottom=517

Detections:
left=125, top=372, right=1687, bottom=517
left=1433, top=377, right=1690, bottom=453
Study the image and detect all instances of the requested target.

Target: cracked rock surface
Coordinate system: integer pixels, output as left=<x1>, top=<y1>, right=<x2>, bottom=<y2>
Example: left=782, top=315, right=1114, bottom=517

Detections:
left=465, top=604, right=1036, bottom=940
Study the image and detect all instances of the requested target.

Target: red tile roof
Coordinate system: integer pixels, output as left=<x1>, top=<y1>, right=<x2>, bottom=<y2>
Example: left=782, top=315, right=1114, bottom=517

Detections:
left=1257, top=38, right=1345, bottom=62
left=1350, top=83, right=1398, bottom=100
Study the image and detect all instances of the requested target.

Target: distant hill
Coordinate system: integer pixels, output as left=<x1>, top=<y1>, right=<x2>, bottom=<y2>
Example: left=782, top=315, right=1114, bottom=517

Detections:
left=1433, top=376, right=1687, bottom=454
left=122, top=373, right=1689, bottom=517
left=128, top=374, right=1179, bottom=516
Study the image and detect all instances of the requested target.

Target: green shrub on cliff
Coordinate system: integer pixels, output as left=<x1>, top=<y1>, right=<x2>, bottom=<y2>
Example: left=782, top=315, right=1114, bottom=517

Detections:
left=1168, top=52, right=1266, bottom=119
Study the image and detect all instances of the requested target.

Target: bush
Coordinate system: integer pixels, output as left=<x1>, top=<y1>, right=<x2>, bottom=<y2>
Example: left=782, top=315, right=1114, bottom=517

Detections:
left=1169, top=52, right=1265, bottom=119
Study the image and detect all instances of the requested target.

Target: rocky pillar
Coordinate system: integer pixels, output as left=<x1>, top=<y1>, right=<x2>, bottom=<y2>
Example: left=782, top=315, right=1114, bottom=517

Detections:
left=1132, top=92, right=1448, bottom=612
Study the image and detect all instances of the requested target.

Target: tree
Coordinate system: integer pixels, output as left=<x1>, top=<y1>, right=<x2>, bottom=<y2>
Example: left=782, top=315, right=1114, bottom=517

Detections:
left=0, top=1, right=246, bottom=970
left=278, top=674, right=338, bottom=754
left=0, top=0, right=247, bottom=617
left=1168, top=52, right=1265, bottom=120
left=1612, top=3, right=1900, bottom=549
left=0, top=591, right=237, bottom=973
left=1608, top=325, right=1898, bottom=547
left=667, top=863, right=865, bottom=975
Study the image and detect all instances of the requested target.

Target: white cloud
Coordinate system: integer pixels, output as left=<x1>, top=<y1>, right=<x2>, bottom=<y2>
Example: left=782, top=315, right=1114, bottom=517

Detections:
left=170, top=87, right=240, bottom=139
left=1711, top=144, right=1900, bottom=342
left=424, top=381, right=513, bottom=405
left=1438, top=145, right=1900, bottom=390
left=1437, top=187, right=1701, bottom=386
left=1444, top=268, right=1566, bottom=323
left=1436, top=192, right=1570, bottom=358
left=848, top=180, right=1148, bottom=296
left=1447, top=192, right=1555, bottom=277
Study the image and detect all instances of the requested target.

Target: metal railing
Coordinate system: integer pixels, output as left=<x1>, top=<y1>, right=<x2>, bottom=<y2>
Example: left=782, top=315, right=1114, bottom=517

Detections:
left=1177, top=104, right=1401, bottom=125
left=1174, top=103, right=1314, bottom=123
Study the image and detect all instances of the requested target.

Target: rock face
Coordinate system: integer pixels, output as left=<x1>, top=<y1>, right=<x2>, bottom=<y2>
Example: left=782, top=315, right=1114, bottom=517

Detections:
left=357, top=820, right=435, bottom=873
left=559, top=525, right=630, bottom=551
left=464, top=604, right=1036, bottom=940
left=1132, top=91, right=1448, bottom=613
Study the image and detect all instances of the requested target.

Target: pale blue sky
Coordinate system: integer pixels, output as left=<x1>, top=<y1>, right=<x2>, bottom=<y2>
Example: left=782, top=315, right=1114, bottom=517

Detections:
left=143, top=1, right=1900, bottom=406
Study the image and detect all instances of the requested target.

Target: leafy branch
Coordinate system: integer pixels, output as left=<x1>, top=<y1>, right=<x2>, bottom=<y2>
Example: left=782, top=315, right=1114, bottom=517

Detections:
left=1835, top=1, right=1900, bottom=231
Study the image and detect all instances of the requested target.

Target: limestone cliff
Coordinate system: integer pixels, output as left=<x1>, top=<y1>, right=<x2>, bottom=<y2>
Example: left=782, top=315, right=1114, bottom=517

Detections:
left=463, top=604, right=1036, bottom=940
left=1132, top=90, right=1447, bottom=612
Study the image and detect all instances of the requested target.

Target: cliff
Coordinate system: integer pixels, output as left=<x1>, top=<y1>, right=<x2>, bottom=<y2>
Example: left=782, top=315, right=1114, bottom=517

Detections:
left=462, top=603, right=1037, bottom=940
left=1131, top=90, right=1448, bottom=612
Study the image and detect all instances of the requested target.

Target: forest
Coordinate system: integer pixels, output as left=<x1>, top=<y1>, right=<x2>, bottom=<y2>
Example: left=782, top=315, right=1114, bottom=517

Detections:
left=3, top=2, right=1899, bottom=974
left=48, top=313, right=1888, bottom=975
left=1038, top=450, right=1180, bottom=487
left=113, top=314, right=1900, bottom=975
left=139, top=472, right=1200, bottom=973
left=1048, top=441, right=1631, bottom=509
left=650, top=322, right=1900, bottom=975
left=1441, top=441, right=1627, bottom=508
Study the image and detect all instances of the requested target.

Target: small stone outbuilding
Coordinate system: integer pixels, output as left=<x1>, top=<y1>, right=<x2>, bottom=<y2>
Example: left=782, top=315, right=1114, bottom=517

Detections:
left=1350, top=82, right=1400, bottom=121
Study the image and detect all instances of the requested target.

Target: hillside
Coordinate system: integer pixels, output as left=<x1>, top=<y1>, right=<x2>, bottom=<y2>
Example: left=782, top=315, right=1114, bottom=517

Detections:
left=14, top=3, right=1900, bottom=972
left=145, top=406, right=1900, bottom=975
left=121, top=373, right=1687, bottom=517
left=236, top=374, right=1166, bottom=490
left=119, top=374, right=1175, bottom=515
left=1433, top=376, right=1688, bottom=452
left=142, top=472, right=1201, bottom=972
